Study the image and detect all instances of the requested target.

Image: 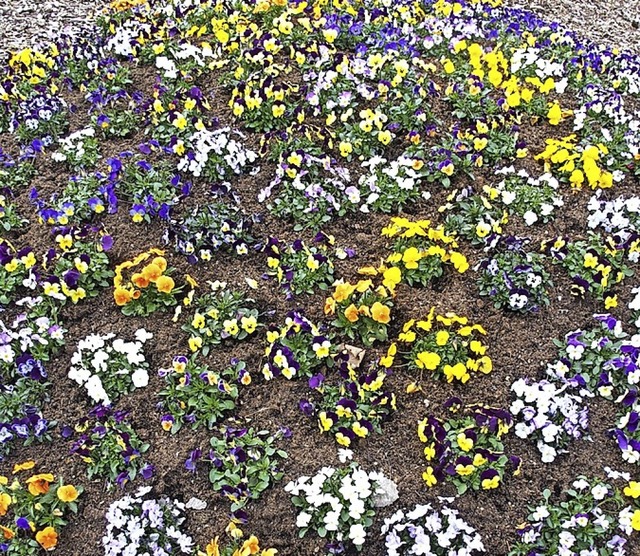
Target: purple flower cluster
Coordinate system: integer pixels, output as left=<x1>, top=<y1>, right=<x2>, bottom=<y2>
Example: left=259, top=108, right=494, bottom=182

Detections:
left=9, top=93, right=68, bottom=146
left=68, top=405, right=152, bottom=488
left=0, top=305, right=64, bottom=459
left=300, top=355, right=395, bottom=447
left=164, top=184, right=257, bottom=263
left=418, top=399, right=520, bottom=493
left=262, top=311, right=334, bottom=380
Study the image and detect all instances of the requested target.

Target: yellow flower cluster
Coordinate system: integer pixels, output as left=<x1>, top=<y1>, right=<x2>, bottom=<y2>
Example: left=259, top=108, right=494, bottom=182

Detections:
left=200, top=522, right=277, bottom=556
left=381, top=217, right=469, bottom=275
left=389, top=307, right=491, bottom=383
left=2, top=47, right=59, bottom=97
left=447, top=39, right=537, bottom=113
left=535, top=135, right=614, bottom=189
left=324, top=280, right=391, bottom=324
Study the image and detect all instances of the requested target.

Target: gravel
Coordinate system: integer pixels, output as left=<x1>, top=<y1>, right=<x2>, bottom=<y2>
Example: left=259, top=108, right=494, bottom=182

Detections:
left=0, top=0, right=107, bottom=59
left=0, top=0, right=638, bottom=60
left=508, top=0, right=640, bottom=55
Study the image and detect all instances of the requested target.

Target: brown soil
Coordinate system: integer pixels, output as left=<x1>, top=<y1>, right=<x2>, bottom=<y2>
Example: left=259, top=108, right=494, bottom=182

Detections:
left=3, top=32, right=640, bottom=556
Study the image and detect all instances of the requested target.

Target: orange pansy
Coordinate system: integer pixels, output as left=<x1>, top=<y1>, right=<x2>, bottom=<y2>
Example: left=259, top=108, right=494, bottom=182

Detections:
left=35, top=526, right=58, bottom=550
left=25, top=473, right=54, bottom=496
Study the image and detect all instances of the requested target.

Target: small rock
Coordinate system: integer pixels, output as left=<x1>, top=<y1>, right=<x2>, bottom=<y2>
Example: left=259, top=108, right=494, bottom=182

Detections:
left=185, top=497, right=207, bottom=510
left=371, top=472, right=399, bottom=508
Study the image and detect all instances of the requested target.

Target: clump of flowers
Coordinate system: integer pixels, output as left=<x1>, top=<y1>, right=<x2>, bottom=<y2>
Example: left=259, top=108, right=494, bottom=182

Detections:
left=545, top=314, right=632, bottom=399
left=324, top=280, right=393, bottom=347
left=113, top=249, right=182, bottom=316
left=10, top=92, right=68, bottom=146
left=382, top=500, right=486, bottom=556
left=489, top=167, right=563, bottom=226
left=262, top=234, right=340, bottom=299
left=285, top=464, right=385, bottom=554
left=509, top=476, right=629, bottom=556
left=535, top=135, right=620, bottom=190
left=476, top=236, right=552, bottom=313
left=91, top=94, right=141, bottom=139
left=68, top=405, right=152, bottom=489
left=177, top=127, right=258, bottom=182
left=395, top=308, right=491, bottom=384
left=262, top=312, right=336, bottom=381
left=0, top=242, right=37, bottom=305
left=258, top=150, right=356, bottom=232
left=67, top=329, right=153, bottom=406
left=158, top=356, right=248, bottom=433
left=0, top=302, right=65, bottom=458
left=199, top=524, right=277, bottom=556
left=380, top=217, right=469, bottom=287
left=119, top=158, right=189, bottom=224
left=418, top=399, right=520, bottom=494
left=34, top=172, right=111, bottom=227
left=41, top=228, right=114, bottom=305
left=441, top=187, right=508, bottom=247
left=300, top=356, right=396, bottom=447
left=0, top=151, right=34, bottom=193
left=51, top=127, right=100, bottom=170
left=229, top=72, right=299, bottom=133
left=588, top=190, right=640, bottom=234
left=0, top=300, right=66, bottom=367
left=0, top=463, right=82, bottom=553
left=103, top=486, right=195, bottom=556
left=164, top=185, right=257, bottom=264
left=540, top=233, right=636, bottom=305
left=186, top=423, right=287, bottom=513
left=510, top=377, right=590, bottom=463
left=357, top=154, right=431, bottom=213
left=182, top=284, right=262, bottom=355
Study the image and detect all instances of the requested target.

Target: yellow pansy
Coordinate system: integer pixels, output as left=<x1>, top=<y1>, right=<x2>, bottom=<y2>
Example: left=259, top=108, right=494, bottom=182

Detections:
left=415, top=351, right=441, bottom=370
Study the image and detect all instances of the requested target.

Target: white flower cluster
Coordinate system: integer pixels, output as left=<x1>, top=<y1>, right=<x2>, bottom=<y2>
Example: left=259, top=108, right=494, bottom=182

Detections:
left=105, top=19, right=152, bottom=58
left=103, top=486, right=194, bottom=556
left=588, top=190, right=640, bottom=234
left=177, top=128, right=258, bottom=179
left=520, top=478, right=629, bottom=555
left=492, top=166, right=563, bottom=226
left=510, top=378, right=590, bottom=463
left=382, top=499, right=485, bottom=556
left=0, top=311, right=65, bottom=364
left=51, top=126, right=97, bottom=165
left=509, top=47, right=568, bottom=92
left=68, top=329, right=152, bottom=405
left=358, top=154, right=431, bottom=213
left=154, top=42, right=213, bottom=79
left=285, top=465, right=387, bottom=549
left=573, top=84, right=632, bottom=130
